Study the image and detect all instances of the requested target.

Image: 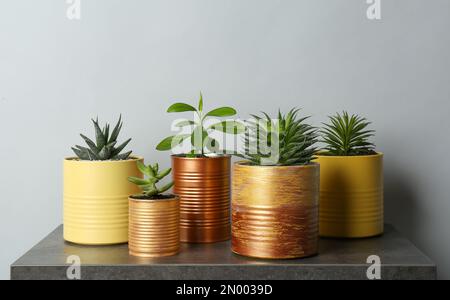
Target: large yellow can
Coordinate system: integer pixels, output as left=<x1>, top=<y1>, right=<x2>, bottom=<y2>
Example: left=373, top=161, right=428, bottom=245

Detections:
left=63, top=157, right=143, bottom=245
left=316, top=153, right=384, bottom=238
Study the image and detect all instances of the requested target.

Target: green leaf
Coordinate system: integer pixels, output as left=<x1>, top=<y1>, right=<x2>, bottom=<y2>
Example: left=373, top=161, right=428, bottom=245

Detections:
left=80, top=134, right=98, bottom=153
left=74, top=145, right=89, bottom=151
left=143, top=187, right=158, bottom=197
left=156, top=168, right=172, bottom=180
left=87, top=149, right=100, bottom=160
left=158, top=181, right=174, bottom=194
left=156, top=136, right=175, bottom=151
left=104, top=142, right=117, bottom=157
left=209, top=121, right=245, bottom=134
left=111, top=138, right=131, bottom=157
left=156, top=134, right=190, bottom=151
left=191, top=126, right=207, bottom=152
left=198, top=92, right=203, bottom=112
left=175, top=120, right=196, bottom=127
left=98, top=146, right=110, bottom=160
left=172, top=134, right=192, bottom=146
left=115, top=150, right=132, bottom=160
left=92, top=118, right=107, bottom=150
left=167, top=103, right=197, bottom=113
left=71, top=147, right=90, bottom=160
left=109, top=115, right=122, bottom=143
left=103, top=124, right=110, bottom=142
left=142, top=178, right=158, bottom=186
left=137, top=161, right=154, bottom=177
left=136, top=161, right=147, bottom=175
left=128, top=176, right=150, bottom=186
left=205, top=107, right=237, bottom=118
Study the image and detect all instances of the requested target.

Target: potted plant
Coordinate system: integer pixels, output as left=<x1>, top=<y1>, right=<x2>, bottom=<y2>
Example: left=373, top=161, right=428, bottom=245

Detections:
left=316, top=112, right=383, bottom=238
left=128, top=161, right=179, bottom=258
left=64, top=116, right=142, bottom=245
left=232, top=109, right=320, bottom=259
left=156, top=93, right=244, bottom=243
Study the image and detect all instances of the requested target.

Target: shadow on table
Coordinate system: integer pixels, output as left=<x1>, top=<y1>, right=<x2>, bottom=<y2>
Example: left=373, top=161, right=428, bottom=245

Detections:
left=384, top=161, right=422, bottom=243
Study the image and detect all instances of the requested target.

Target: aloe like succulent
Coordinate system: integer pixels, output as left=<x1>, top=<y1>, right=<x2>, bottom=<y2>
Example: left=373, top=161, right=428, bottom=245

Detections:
left=156, top=93, right=244, bottom=156
left=128, top=162, right=174, bottom=198
left=238, top=108, right=319, bottom=166
left=321, top=111, right=376, bottom=156
left=72, top=116, right=132, bottom=161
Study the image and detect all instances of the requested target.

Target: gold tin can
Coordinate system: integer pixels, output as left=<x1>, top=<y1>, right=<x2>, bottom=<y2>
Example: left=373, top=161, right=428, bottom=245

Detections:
left=232, top=162, right=320, bottom=259
left=128, top=196, right=180, bottom=258
left=172, top=155, right=231, bottom=243
left=316, top=153, right=384, bottom=238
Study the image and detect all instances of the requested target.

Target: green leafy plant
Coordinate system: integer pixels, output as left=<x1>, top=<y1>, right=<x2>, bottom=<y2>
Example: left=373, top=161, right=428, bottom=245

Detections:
left=156, top=93, right=244, bottom=156
left=128, top=162, right=174, bottom=198
left=321, top=111, right=376, bottom=156
left=72, top=116, right=132, bottom=161
left=238, top=108, right=319, bottom=166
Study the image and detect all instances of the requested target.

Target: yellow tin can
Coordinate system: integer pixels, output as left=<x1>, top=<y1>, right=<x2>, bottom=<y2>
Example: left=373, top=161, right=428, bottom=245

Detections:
left=63, top=157, right=142, bottom=245
left=316, top=153, right=384, bottom=238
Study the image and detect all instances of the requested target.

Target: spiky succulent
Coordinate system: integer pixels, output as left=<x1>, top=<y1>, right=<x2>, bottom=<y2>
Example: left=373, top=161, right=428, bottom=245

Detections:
left=321, top=111, right=376, bottom=156
left=238, top=108, right=319, bottom=166
left=72, top=116, right=132, bottom=161
left=128, top=162, right=174, bottom=198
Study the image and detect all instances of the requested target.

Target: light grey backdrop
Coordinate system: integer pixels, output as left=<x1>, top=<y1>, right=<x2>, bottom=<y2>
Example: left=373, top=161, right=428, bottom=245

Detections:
left=1, top=0, right=449, bottom=279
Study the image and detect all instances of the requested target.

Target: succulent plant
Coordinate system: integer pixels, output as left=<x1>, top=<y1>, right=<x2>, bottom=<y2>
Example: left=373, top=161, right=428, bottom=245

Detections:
left=321, top=111, right=376, bottom=156
left=238, top=108, right=319, bottom=166
left=72, top=116, right=132, bottom=161
left=128, top=162, right=174, bottom=198
left=156, top=93, right=244, bottom=156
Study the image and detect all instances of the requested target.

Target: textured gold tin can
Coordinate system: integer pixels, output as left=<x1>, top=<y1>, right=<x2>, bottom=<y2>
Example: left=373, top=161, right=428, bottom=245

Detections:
left=232, top=162, right=320, bottom=259
left=128, top=196, right=180, bottom=258
left=172, top=155, right=231, bottom=243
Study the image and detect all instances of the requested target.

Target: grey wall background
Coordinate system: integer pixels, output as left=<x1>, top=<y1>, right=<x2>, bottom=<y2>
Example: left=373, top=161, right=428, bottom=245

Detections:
left=1, top=0, right=449, bottom=279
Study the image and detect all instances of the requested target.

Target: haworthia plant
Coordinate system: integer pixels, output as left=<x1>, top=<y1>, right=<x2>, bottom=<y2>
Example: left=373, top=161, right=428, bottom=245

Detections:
left=128, top=161, right=174, bottom=197
left=72, top=115, right=132, bottom=161
left=321, top=111, right=376, bottom=156
left=156, top=92, right=244, bottom=156
left=237, top=108, right=319, bottom=166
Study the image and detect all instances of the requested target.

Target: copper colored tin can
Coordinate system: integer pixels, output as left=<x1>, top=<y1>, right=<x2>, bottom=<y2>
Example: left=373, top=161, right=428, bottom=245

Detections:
left=128, top=196, right=180, bottom=258
left=232, top=162, right=320, bottom=259
left=172, top=155, right=231, bottom=243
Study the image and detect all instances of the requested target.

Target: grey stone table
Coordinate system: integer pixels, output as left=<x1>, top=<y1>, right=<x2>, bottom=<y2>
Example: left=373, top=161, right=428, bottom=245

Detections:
left=11, top=225, right=436, bottom=280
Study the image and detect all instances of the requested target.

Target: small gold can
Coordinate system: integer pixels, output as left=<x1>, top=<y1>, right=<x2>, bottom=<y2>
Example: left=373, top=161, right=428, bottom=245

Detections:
left=128, top=195, right=180, bottom=258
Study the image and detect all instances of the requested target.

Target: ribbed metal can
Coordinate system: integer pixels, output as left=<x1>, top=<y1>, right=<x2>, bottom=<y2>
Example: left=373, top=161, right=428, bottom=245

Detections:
left=128, top=196, right=180, bottom=258
left=232, top=162, right=320, bottom=259
left=172, top=155, right=231, bottom=243
left=316, top=153, right=384, bottom=238
left=63, top=157, right=143, bottom=245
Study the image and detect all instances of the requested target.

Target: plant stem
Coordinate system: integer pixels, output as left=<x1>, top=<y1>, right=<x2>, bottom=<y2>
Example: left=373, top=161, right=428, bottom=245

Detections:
left=198, top=111, right=205, bottom=155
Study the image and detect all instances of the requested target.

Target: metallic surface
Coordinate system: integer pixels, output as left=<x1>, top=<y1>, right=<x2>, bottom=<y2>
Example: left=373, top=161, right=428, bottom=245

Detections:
left=172, top=155, right=231, bottom=243
left=129, top=196, right=180, bottom=258
left=63, top=157, right=143, bottom=245
left=316, top=153, right=384, bottom=238
left=232, top=162, right=320, bottom=259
